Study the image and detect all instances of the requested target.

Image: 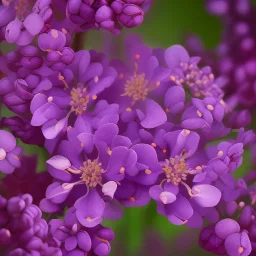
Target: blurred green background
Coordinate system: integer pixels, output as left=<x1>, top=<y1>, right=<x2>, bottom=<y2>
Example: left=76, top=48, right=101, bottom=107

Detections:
left=86, top=1, right=224, bottom=255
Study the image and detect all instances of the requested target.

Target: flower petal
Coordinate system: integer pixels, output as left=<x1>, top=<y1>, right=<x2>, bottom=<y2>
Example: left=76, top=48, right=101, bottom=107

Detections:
left=192, top=184, right=221, bottom=207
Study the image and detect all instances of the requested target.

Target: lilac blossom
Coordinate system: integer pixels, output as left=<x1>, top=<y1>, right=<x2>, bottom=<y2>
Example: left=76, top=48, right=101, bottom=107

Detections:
left=149, top=129, right=222, bottom=225
left=101, top=37, right=170, bottom=129
left=40, top=123, right=157, bottom=214
left=0, top=193, right=61, bottom=255
left=66, top=0, right=153, bottom=34
left=38, top=29, right=75, bottom=71
left=0, top=2, right=254, bottom=254
left=30, top=50, right=117, bottom=139
left=1, top=0, right=53, bottom=45
left=186, top=0, right=256, bottom=117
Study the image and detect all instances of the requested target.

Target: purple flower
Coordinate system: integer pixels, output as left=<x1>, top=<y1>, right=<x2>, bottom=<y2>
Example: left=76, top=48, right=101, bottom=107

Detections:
left=164, top=45, right=225, bottom=101
left=50, top=207, right=114, bottom=255
left=66, top=0, right=151, bottom=34
left=225, top=231, right=252, bottom=256
left=30, top=50, right=117, bottom=139
left=182, top=96, right=225, bottom=130
left=74, top=189, right=105, bottom=228
left=199, top=225, right=226, bottom=254
left=148, top=128, right=222, bottom=225
left=0, top=129, right=22, bottom=174
left=214, top=174, right=247, bottom=202
left=215, top=218, right=241, bottom=240
left=207, top=140, right=244, bottom=173
left=41, top=122, right=161, bottom=213
left=103, top=38, right=169, bottom=128
left=2, top=0, right=52, bottom=45
left=0, top=193, right=61, bottom=255
left=38, top=29, right=75, bottom=71
left=0, top=47, right=54, bottom=115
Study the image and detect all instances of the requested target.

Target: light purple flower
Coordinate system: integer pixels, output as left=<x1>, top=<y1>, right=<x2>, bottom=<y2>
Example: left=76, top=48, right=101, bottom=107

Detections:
left=30, top=50, right=117, bottom=139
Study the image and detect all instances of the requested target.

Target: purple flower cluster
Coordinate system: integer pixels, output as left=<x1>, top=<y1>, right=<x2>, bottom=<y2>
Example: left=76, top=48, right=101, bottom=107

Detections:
left=0, top=0, right=153, bottom=44
left=187, top=0, right=256, bottom=112
left=199, top=169, right=256, bottom=256
left=0, top=193, right=61, bottom=255
left=66, top=0, right=153, bottom=34
left=0, top=0, right=255, bottom=255
left=49, top=207, right=114, bottom=255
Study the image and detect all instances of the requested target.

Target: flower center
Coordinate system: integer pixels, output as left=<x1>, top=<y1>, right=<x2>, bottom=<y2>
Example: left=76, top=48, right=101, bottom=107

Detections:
left=121, top=73, right=150, bottom=105
left=0, top=148, right=7, bottom=161
left=80, top=159, right=104, bottom=187
left=162, top=156, right=191, bottom=185
left=70, top=87, right=90, bottom=115
left=170, top=62, right=223, bottom=99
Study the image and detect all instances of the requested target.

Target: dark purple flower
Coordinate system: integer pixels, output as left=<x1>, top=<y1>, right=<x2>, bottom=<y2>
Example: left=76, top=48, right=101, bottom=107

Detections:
left=3, top=116, right=45, bottom=146
left=199, top=225, right=226, bottom=254
left=0, top=155, right=52, bottom=205
left=165, top=45, right=225, bottom=101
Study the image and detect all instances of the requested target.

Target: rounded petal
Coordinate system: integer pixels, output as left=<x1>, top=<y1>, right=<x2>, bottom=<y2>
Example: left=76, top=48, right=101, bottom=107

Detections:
left=192, top=184, right=221, bottom=207
left=77, top=231, right=91, bottom=252
left=225, top=232, right=252, bottom=256
left=159, top=191, right=176, bottom=204
left=102, top=181, right=117, bottom=199
left=23, top=14, right=44, bottom=36
left=164, top=86, right=185, bottom=114
left=215, top=219, right=240, bottom=240
left=149, top=185, right=163, bottom=202
left=5, top=19, right=22, bottom=43
left=0, top=130, right=16, bottom=151
left=139, top=99, right=167, bottom=129
left=65, top=236, right=77, bottom=251
left=47, top=155, right=71, bottom=170
left=165, top=45, right=190, bottom=70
